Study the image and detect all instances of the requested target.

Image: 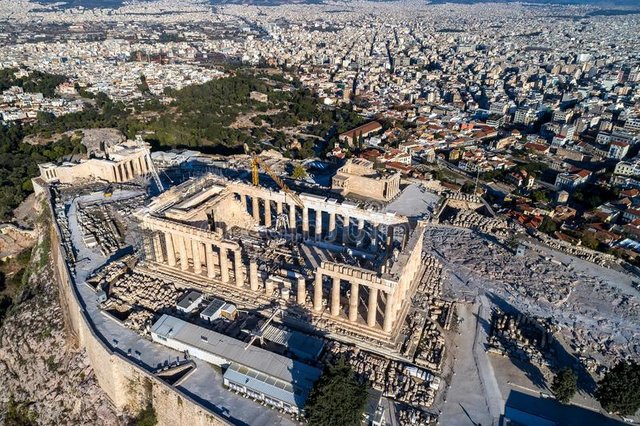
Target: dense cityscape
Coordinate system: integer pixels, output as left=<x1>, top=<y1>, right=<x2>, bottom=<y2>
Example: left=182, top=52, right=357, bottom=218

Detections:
left=0, top=0, right=639, bottom=425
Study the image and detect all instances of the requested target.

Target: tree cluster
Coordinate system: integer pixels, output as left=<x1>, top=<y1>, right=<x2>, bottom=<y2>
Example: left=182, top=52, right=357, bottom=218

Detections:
left=0, top=126, right=85, bottom=220
left=0, top=68, right=67, bottom=98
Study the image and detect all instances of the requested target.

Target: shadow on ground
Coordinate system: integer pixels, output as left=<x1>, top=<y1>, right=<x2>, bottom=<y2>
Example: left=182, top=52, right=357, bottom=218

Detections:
left=503, top=390, right=624, bottom=426
left=485, top=292, right=597, bottom=395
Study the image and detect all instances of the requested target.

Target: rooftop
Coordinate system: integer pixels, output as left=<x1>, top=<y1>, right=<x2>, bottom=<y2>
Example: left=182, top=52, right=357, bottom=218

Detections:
left=150, top=314, right=322, bottom=405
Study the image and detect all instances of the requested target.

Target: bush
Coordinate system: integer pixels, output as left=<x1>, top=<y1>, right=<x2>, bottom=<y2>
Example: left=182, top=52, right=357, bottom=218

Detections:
left=5, top=394, right=37, bottom=426
left=291, top=164, right=308, bottom=180
left=134, top=404, right=157, bottom=426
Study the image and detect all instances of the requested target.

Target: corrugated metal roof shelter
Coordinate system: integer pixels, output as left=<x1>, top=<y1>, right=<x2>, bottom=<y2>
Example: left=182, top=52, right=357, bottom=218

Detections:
left=261, top=324, right=324, bottom=361
left=151, top=314, right=321, bottom=410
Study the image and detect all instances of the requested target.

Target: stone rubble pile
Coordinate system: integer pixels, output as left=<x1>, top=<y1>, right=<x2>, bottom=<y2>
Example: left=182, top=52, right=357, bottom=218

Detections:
left=414, top=255, right=454, bottom=329
left=108, top=194, right=146, bottom=217
left=536, top=232, right=615, bottom=267
left=397, top=406, right=436, bottom=425
left=103, top=271, right=178, bottom=334
left=424, top=226, right=640, bottom=371
left=447, top=209, right=511, bottom=236
left=413, top=321, right=446, bottom=372
left=487, top=309, right=555, bottom=367
left=401, top=254, right=450, bottom=371
left=77, top=203, right=122, bottom=256
left=322, top=341, right=439, bottom=409
left=426, top=227, right=573, bottom=304
left=51, top=189, right=76, bottom=269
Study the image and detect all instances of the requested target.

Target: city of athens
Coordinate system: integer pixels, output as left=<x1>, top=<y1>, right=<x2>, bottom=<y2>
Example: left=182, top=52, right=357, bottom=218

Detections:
left=0, top=0, right=639, bottom=425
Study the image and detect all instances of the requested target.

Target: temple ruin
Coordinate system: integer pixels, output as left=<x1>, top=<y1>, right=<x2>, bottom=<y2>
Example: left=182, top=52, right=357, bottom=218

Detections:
left=135, top=174, right=426, bottom=346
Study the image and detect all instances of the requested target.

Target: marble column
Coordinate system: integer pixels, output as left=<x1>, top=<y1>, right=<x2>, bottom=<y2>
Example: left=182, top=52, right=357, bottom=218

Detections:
left=132, top=158, right=140, bottom=175
left=252, top=196, right=260, bottom=223
left=328, top=212, right=336, bottom=241
left=192, top=240, right=202, bottom=274
left=249, top=260, right=259, bottom=291
left=302, top=207, right=309, bottom=239
left=357, top=218, right=365, bottom=244
left=205, top=243, right=215, bottom=278
left=331, top=277, right=340, bottom=317
left=264, top=199, right=272, bottom=228
left=165, top=232, right=176, bottom=267
left=315, top=209, right=323, bottom=242
left=276, top=201, right=283, bottom=215
left=370, top=223, right=379, bottom=253
left=265, top=279, right=274, bottom=296
left=288, top=204, right=296, bottom=235
left=342, top=215, right=350, bottom=244
left=153, top=234, right=164, bottom=263
left=138, top=157, right=145, bottom=174
left=297, top=276, right=306, bottom=306
left=314, top=272, right=323, bottom=312
left=367, top=288, right=378, bottom=327
left=234, top=250, right=244, bottom=287
left=240, top=194, right=247, bottom=209
left=349, top=282, right=359, bottom=322
left=219, top=247, right=229, bottom=283
left=178, top=236, right=189, bottom=271
left=383, top=290, right=394, bottom=332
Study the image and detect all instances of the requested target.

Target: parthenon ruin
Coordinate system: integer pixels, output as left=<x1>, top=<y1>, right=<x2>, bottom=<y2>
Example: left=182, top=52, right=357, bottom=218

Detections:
left=135, top=174, right=426, bottom=344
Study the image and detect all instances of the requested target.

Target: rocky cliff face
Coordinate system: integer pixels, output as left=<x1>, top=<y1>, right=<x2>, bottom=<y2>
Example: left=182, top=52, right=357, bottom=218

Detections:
left=0, top=231, right=123, bottom=425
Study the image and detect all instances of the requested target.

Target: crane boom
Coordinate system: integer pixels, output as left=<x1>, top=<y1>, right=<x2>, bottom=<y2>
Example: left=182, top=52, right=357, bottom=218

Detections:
left=251, top=154, right=305, bottom=209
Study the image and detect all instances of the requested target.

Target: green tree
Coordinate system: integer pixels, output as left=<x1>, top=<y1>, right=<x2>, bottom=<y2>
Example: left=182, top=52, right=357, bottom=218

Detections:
left=291, top=163, right=308, bottom=180
left=538, top=217, right=557, bottom=235
left=596, top=361, right=640, bottom=415
left=461, top=181, right=475, bottom=194
left=305, top=358, right=368, bottom=426
left=580, top=232, right=599, bottom=250
left=531, top=190, right=549, bottom=203
left=551, top=368, right=577, bottom=404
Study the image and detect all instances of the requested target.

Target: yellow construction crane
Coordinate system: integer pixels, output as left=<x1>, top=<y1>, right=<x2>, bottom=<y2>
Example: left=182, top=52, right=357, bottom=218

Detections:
left=247, top=148, right=305, bottom=209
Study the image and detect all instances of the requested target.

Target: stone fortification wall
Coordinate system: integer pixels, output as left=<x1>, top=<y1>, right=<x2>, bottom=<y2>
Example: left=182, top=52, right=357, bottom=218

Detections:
left=48, top=194, right=229, bottom=426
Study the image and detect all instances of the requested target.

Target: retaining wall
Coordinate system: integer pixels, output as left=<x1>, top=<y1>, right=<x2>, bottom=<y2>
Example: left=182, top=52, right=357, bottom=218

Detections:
left=48, top=197, right=229, bottom=426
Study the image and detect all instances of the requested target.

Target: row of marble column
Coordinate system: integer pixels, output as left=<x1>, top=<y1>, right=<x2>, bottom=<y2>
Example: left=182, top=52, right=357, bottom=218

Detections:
left=113, top=155, right=151, bottom=183
left=239, top=193, right=391, bottom=249
left=151, top=231, right=396, bottom=332
left=384, top=176, right=401, bottom=199
left=313, top=271, right=396, bottom=332
left=152, top=232, right=243, bottom=288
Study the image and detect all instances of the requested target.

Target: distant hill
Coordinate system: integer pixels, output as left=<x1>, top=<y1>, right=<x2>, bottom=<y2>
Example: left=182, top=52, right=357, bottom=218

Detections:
left=426, top=0, right=640, bottom=5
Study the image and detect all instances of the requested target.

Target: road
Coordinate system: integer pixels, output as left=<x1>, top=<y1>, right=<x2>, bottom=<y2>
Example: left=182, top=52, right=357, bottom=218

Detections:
left=439, top=299, right=503, bottom=426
